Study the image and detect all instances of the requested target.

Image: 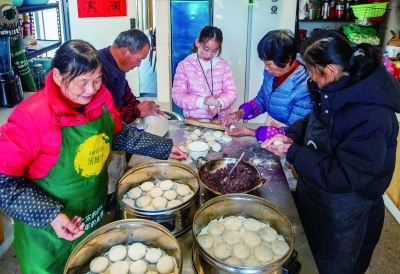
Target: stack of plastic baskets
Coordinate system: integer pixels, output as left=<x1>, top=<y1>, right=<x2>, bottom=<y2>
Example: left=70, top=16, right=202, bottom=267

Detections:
left=351, top=2, right=389, bottom=19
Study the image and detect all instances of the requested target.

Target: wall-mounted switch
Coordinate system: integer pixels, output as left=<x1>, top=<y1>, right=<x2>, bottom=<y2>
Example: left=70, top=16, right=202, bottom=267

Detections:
left=130, top=18, right=136, bottom=29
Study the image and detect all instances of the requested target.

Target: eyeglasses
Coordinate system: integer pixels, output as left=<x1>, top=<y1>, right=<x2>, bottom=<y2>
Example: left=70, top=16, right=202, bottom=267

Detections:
left=200, top=44, right=219, bottom=57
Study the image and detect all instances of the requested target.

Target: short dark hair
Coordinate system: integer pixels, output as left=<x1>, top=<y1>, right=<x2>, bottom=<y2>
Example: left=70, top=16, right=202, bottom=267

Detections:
left=192, top=26, right=223, bottom=55
left=52, top=39, right=103, bottom=86
left=300, top=30, right=382, bottom=84
left=257, top=29, right=296, bottom=68
left=113, top=29, right=150, bottom=53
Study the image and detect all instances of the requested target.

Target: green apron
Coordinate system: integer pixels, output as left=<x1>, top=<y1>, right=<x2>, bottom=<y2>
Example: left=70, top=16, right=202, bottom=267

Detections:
left=14, top=105, right=114, bottom=274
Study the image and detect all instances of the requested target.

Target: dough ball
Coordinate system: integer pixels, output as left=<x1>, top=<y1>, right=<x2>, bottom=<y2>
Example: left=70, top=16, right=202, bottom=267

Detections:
left=164, top=190, right=178, bottom=201
left=149, top=187, right=163, bottom=198
left=232, top=244, right=251, bottom=261
left=141, top=181, right=155, bottom=192
left=142, top=205, right=155, bottom=210
left=254, top=245, right=274, bottom=264
left=244, top=257, right=261, bottom=267
left=212, top=131, right=223, bottom=138
left=205, top=135, right=216, bottom=142
left=90, top=256, right=109, bottom=273
left=271, top=240, right=290, bottom=257
left=167, top=199, right=182, bottom=208
left=209, top=105, right=216, bottom=109
left=222, top=229, right=241, bottom=245
left=190, top=133, right=199, bottom=141
left=199, top=119, right=210, bottom=123
left=225, top=257, right=243, bottom=266
left=260, top=226, right=278, bottom=243
left=229, top=125, right=236, bottom=130
left=152, top=196, right=168, bottom=209
left=145, top=272, right=158, bottom=274
left=221, top=135, right=232, bottom=143
left=273, top=140, right=284, bottom=146
left=128, top=242, right=147, bottom=260
left=176, top=185, right=191, bottom=196
left=160, top=180, right=174, bottom=191
left=145, top=248, right=163, bottom=264
left=207, top=221, right=225, bottom=237
left=129, top=259, right=148, bottom=274
left=186, top=139, right=193, bottom=145
left=108, top=244, right=127, bottom=262
left=127, top=187, right=142, bottom=199
left=212, top=143, right=222, bottom=152
left=214, top=243, right=232, bottom=260
left=110, top=261, right=129, bottom=274
left=207, top=140, right=218, bottom=147
left=223, top=217, right=242, bottom=231
left=197, top=234, right=214, bottom=249
left=243, top=218, right=261, bottom=232
left=194, top=129, right=202, bottom=136
left=182, top=192, right=194, bottom=202
left=122, top=198, right=135, bottom=208
left=178, top=145, right=186, bottom=153
left=203, top=131, right=213, bottom=138
left=156, top=256, right=175, bottom=274
left=243, top=231, right=262, bottom=248
left=136, top=196, right=152, bottom=208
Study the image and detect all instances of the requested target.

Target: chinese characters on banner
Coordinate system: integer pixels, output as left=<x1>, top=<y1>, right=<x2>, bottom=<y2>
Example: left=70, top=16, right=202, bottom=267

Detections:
left=77, top=0, right=127, bottom=18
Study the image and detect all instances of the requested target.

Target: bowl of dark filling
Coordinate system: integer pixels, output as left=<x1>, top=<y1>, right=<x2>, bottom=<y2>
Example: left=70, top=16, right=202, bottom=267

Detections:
left=196, top=157, right=266, bottom=195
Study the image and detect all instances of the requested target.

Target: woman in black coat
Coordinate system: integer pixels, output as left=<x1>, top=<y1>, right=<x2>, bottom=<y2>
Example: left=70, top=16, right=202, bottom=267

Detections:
left=262, top=30, right=400, bottom=273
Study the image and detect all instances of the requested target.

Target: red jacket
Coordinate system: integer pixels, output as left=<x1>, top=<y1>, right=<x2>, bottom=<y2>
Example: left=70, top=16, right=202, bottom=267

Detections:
left=0, top=72, right=122, bottom=179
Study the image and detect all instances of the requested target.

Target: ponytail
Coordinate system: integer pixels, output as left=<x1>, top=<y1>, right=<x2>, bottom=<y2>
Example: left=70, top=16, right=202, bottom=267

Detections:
left=347, top=44, right=382, bottom=84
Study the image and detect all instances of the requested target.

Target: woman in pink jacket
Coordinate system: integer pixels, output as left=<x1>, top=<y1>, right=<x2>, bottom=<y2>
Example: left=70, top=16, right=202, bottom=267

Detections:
left=172, top=26, right=237, bottom=120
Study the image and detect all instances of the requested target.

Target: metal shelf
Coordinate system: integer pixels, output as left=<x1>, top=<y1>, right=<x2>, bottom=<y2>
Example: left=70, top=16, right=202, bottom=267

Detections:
left=17, top=3, right=59, bottom=13
left=25, top=39, right=61, bottom=59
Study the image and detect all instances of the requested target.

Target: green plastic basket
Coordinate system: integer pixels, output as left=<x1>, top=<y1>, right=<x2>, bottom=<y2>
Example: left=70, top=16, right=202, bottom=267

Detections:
left=350, top=2, right=389, bottom=19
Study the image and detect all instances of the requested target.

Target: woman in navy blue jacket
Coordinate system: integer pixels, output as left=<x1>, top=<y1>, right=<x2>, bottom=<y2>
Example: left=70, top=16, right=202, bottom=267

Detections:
left=263, top=30, right=400, bottom=273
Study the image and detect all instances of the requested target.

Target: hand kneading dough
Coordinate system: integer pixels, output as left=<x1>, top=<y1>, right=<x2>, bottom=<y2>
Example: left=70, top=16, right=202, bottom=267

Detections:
left=129, top=259, right=148, bottom=274
left=141, top=181, right=155, bottom=192
left=128, top=242, right=147, bottom=260
left=273, top=140, right=284, bottom=146
left=190, top=133, right=199, bottom=141
left=110, top=261, right=129, bottom=274
left=223, top=217, right=242, bottom=231
left=152, top=197, right=167, bottom=209
left=225, top=257, right=243, bottom=266
left=221, top=134, right=232, bottom=143
left=136, top=196, right=151, bottom=208
left=232, top=244, right=251, bottom=261
left=176, top=185, right=191, bottom=196
left=243, top=218, right=261, bottom=232
left=157, top=256, right=175, bottom=274
left=271, top=240, right=290, bottom=256
left=90, top=257, right=109, bottom=273
left=122, top=198, right=135, bottom=208
left=160, top=180, right=174, bottom=191
left=207, top=221, right=225, bottom=237
left=149, top=187, right=163, bottom=198
left=145, top=248, right=162, bottom=263
left=108, top=244, right=127, bottom=262
left=260, top=226, right=278, bottom=243
left=197, top=234, right=214, bottom=249
left=194, top=129, right=202, bottom=136
left=164, top=190, right=178, bottom=200
left=254, top=245, right=274, bottom=264
left=244, top=257, right=261, bottom=267
left=243, top=231, right=262, bottom=248
left=128, top=187, right=142, bottom=199
left=222, top=229, right=241, bottom=245
left=212, top=143, right=222, bottom=152
left=167, top=199, right=182, bottom=208
left=214, top=243, right=232, bottom=260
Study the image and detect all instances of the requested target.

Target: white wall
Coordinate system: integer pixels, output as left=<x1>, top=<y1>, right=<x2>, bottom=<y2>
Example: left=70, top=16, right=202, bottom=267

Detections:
left=381, top=0, right=400, bottom=47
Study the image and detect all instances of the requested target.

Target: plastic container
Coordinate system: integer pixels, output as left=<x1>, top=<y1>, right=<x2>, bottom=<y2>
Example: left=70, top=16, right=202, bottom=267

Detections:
left=22, top=0, right=49, bottom=5
left=12, top=0, right=24, bottom=7
left=350, top=2, right=388, bottom=19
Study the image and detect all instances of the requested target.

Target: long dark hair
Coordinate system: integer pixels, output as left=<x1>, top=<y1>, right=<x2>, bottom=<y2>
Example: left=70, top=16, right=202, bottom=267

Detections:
left=300, top=30, right=382, bottom=84
left=191, top=26, right=223, bottom=55
left=257, top=29, right=296, bottom=68
left=52, top=40, right=103, bottom=86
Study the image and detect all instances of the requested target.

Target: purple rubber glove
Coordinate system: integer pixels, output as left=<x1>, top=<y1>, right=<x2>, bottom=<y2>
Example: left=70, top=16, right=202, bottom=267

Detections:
left=255, top=126, right=285, bottom=142
left=239, top=103, right=254, bottom=120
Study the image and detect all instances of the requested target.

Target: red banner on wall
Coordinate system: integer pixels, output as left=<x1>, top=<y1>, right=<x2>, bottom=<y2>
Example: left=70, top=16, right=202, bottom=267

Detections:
left=77, top=0, right=126, bottom=18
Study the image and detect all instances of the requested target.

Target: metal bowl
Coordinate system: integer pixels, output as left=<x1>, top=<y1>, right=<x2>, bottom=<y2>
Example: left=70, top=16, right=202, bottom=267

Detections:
left=195, top=157, right=266, bottom=195
left=64, top=219, right=182, bottom=274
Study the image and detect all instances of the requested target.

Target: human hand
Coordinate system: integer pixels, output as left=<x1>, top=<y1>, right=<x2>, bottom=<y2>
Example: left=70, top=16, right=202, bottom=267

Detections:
left=222, top=110, right=244, bottom=129
left=50, top=213, right=85, bottom=241
left=261, top=134, right=293, bottom=156
left=138, top=100, right=169, bottom=118
left=207, top=105, right=220, bottom=117
left=204, top=96, right=220, bottom=107
left=169, top=145, right=188, bottom=160
left=226, top=126, right=255, bottom=138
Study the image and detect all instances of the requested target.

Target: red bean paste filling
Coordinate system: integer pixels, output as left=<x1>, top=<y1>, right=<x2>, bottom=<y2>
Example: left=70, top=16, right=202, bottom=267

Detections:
left=200, top=162, right=258, bottom=193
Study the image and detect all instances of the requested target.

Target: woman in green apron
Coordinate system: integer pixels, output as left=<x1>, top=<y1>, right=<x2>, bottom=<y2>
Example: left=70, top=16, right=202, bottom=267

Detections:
left=0, top=40, right=186, bottom=274
left=262, top=30, right=400, bottom=273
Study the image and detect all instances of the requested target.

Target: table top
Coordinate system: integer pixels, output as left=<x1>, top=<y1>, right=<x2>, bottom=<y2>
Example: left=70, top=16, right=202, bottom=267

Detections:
left=128, top=120, right=318, bottom=273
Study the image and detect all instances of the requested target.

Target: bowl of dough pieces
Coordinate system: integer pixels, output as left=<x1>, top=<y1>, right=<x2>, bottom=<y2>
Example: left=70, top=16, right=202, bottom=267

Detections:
left=196, top=157, right=266, bottom=195
left=192, top=194, right=295, bottom=274
left=64, top=219, right=182, bottom=274
left=116, top=161, right=200, bottom=236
